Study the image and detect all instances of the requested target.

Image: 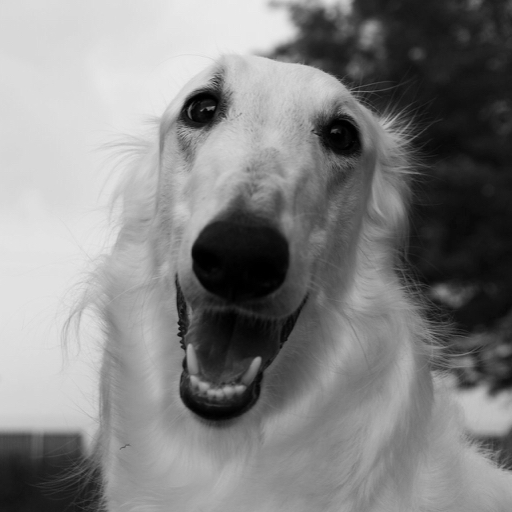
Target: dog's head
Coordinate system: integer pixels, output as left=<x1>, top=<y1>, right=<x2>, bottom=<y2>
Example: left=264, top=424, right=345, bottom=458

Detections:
left=152, top=55, right=408, bottom=422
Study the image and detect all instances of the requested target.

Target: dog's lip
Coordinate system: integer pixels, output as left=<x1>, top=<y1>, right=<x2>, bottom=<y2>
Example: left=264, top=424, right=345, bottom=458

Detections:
left=179, top=366, right=263, bottom=421
left=176, top=278, right=306, bottom=421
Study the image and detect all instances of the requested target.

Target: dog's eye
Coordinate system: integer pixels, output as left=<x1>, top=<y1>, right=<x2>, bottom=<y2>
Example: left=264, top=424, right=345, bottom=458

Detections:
left=324, top=120, right=360, bottom=154
left=184, top=94, right=218, bottom=126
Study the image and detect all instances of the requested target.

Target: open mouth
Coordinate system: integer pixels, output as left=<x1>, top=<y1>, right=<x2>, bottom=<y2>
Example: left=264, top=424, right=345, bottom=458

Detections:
left=176, top=278, right=306, bottom=421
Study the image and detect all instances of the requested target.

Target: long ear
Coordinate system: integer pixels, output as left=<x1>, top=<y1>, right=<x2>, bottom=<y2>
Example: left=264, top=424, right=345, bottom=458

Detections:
left=64, top=128, right=161, bottom=336
left=365, top=114, right=413, bottom=255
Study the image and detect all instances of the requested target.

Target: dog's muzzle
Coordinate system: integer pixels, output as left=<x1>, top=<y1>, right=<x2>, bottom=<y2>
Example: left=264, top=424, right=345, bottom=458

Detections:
left=177, top=219, right=306, bottom=422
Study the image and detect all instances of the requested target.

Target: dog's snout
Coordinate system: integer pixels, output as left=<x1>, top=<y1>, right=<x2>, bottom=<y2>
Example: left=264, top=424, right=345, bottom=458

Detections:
left=192, top=220, right=289, bottom=301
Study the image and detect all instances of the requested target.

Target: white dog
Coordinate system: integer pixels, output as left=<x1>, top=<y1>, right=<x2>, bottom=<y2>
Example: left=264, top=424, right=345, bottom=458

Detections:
left=81, top=55, right=512, bottom=511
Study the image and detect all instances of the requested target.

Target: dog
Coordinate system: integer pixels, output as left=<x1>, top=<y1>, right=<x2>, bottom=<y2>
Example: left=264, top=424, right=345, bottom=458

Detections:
left=80, top=55, right=512, bottom=511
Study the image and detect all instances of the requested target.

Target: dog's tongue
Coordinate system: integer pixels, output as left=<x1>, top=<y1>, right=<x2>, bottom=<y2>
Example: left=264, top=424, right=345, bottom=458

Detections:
left=185, top=310, right=280, bottom=384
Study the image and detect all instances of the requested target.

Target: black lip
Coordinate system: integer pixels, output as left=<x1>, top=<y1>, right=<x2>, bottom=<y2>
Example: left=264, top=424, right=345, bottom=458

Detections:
left=176, top=277, right=307, bottom=421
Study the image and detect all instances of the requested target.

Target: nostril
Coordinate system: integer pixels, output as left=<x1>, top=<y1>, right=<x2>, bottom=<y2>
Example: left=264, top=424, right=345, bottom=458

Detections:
left=251, top=262, right=282, bottom=289
left=191, top=219, right=289, bottom=301
left=192, top=247, right=222, bottom=276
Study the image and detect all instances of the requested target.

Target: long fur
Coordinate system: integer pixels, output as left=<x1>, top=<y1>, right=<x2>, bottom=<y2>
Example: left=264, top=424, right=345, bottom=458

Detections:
left=77, top=55, right=512, bottom=511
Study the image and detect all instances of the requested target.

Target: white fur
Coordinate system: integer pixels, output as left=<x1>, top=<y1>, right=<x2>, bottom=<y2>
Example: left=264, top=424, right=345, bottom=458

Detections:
left=82, top=55, right=512, bottom=511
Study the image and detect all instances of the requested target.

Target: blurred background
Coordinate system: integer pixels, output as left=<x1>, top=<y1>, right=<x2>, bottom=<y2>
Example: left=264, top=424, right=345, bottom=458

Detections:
left=1, top=0, right=511, bottom=509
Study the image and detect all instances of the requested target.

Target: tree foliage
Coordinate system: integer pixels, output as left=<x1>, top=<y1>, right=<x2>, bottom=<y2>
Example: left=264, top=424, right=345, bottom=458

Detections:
left=269, top=0, right=512, bottom=391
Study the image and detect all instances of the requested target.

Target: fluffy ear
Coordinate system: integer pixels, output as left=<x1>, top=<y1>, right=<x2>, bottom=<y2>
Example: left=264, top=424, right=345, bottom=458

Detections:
left=109, top=129, right=160, bottom=248
left=365, top=114, right=413, bottom=253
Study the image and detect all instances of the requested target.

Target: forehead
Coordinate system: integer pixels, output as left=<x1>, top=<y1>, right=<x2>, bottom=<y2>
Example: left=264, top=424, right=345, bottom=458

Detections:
left=187, top=55, right=359, bottom=117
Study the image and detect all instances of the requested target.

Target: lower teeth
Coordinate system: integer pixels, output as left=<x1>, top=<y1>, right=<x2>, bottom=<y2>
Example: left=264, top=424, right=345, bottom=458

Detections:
left=189, top=374, right=247, bottom=401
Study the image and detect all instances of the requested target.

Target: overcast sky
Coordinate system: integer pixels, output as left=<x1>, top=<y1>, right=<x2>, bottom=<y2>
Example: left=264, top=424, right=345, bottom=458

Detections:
left=1, top=0, right=511, bottom=443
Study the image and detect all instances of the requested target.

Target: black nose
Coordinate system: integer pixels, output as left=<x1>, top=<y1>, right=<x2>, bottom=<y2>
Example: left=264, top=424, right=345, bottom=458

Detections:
left=191, top=220, right=289, bottom=301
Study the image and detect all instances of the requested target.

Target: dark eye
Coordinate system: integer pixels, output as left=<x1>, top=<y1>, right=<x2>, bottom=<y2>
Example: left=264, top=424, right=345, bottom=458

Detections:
left=184, top=94, right=218, bottom=125
left=323, top=120, right=360, bottom=154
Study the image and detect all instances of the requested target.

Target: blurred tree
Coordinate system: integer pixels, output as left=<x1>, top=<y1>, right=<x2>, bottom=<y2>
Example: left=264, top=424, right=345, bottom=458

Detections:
left=269, top=0, right=512, bottom=391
